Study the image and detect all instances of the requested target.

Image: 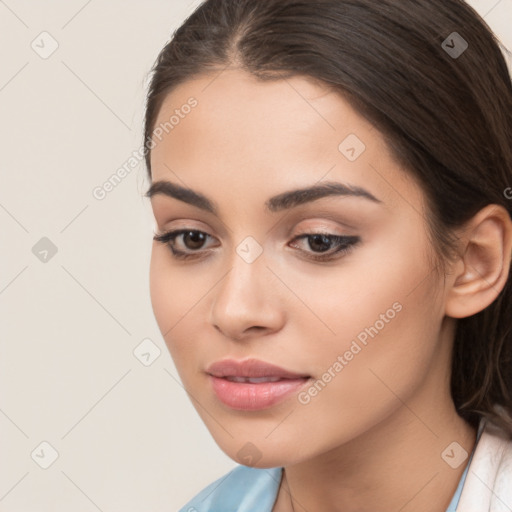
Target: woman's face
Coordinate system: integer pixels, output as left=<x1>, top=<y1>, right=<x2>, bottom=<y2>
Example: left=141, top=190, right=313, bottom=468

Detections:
left=148, top=69, right=455, bottom=467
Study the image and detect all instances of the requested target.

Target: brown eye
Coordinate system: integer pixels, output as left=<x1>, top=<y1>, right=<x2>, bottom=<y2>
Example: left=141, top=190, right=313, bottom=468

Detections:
left=307, top=234, right=334, bottom=253
left=153, top=229, right=216, bottom=260
left=181, top=231, right=208, bottom=250
left=289, top=233, right=360, bottom=262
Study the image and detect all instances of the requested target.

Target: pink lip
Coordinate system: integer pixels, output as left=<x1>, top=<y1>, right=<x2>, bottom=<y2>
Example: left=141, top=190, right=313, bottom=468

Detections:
left=206, top=358, right=310, bottom=379
left=206, top=358, right=311, bottom=410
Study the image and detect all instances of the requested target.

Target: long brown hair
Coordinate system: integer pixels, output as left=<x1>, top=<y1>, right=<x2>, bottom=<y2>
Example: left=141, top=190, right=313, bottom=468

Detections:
left=143, top=0, right=512, bottom=437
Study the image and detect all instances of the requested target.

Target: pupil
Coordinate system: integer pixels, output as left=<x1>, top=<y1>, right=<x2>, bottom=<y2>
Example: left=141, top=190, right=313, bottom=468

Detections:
left=309, top=234, right=331, bottom=253
left=185, top=231, right=205, bottom=250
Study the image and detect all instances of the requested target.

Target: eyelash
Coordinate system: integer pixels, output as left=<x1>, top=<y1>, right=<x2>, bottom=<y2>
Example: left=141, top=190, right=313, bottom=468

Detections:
left=152, top=229, right=360, bottom=262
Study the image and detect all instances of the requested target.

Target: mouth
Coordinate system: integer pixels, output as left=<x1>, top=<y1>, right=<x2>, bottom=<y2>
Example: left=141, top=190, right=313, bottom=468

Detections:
left=206, top=357, right=310, bottom=379
left=223, top=376, right=287, bottom=383
left=205, top=358, right=311, bottom=410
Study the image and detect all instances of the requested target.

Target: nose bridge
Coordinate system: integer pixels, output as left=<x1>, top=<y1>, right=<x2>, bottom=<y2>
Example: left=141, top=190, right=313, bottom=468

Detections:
left=209, top=234, right=284, bottom=338
left=217, top=235, right=270, bottom=307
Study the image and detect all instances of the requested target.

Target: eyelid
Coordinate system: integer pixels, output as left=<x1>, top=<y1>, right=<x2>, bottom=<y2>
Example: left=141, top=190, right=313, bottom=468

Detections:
left=287, top=218, right=356, bottom=239
left=284, top=210, right=361, bottom=231
left=152, top=208, right=230, bottom=238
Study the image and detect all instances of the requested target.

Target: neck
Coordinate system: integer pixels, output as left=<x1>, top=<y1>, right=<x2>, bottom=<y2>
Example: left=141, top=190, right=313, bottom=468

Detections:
left=280, top=408, right=475, bottom=512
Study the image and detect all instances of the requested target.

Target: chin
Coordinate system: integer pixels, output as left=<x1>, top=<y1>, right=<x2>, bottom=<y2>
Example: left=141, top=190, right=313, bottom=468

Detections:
left=214, top=437, right=308, bottom=469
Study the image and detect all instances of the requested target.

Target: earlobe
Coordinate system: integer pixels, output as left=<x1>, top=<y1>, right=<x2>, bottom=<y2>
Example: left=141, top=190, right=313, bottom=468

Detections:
left=445, top=204, right=512, bottom=319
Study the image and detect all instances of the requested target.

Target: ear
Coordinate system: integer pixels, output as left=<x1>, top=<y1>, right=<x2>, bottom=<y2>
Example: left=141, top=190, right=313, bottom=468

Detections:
left=445, top=204, right=512, bottom=319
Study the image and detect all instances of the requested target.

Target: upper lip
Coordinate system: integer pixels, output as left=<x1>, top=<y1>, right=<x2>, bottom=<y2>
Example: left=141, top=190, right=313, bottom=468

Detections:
left=206, top=358, right=310, bottom=379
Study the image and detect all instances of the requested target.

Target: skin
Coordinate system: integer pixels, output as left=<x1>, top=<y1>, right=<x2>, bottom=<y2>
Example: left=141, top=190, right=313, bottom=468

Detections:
left=147, top=69, right=512, bottom=511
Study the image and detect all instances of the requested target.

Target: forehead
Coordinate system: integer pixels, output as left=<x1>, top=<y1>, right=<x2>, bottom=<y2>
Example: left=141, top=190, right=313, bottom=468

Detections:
left=149, top=69, right=424, bottom=216
left=152, top=69, right=369, bottom=158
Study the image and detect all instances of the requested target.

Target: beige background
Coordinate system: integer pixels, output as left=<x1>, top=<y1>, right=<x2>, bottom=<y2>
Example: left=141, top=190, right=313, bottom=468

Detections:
left=0, top=1, right=511, bottom=510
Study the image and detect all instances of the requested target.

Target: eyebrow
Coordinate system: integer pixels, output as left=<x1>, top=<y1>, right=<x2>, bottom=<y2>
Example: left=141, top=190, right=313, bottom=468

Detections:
left=144, top=179, right=382, bottom=215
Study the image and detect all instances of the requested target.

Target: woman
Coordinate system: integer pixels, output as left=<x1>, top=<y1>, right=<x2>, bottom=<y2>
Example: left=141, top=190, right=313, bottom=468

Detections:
left=142, top=0, right=512, bottom=510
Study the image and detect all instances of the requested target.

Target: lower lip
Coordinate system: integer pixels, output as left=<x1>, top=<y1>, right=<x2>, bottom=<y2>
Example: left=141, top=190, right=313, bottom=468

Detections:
left=209, top=375, right=310, bottom=410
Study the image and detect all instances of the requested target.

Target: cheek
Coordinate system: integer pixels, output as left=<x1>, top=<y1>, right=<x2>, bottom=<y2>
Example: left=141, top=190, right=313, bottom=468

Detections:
left=149, top=248, right=179, bottom=334
left=284, top=234, right=430, bottom=341
left=292, top=298, right=441, bottom=459
left=149, top=247, right=203, bottom=350
left=149, top=246, right=221, bottom=382
left=290, top=229, right=443, bottom=391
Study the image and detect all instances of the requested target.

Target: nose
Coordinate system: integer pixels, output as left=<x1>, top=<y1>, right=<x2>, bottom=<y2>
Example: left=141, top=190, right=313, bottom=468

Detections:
left=209, top=248, right=286, bottom=341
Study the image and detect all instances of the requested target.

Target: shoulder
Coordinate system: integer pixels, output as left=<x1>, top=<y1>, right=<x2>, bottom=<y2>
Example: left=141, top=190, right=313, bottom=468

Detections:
left=457, top=416, right=512, bottom=510
left=178, top=464, right=283, bottom=512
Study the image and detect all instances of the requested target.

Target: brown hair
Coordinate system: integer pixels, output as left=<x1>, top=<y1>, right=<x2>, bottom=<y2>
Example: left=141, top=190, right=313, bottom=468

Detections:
left=143, top=0, right=512, bottom=436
